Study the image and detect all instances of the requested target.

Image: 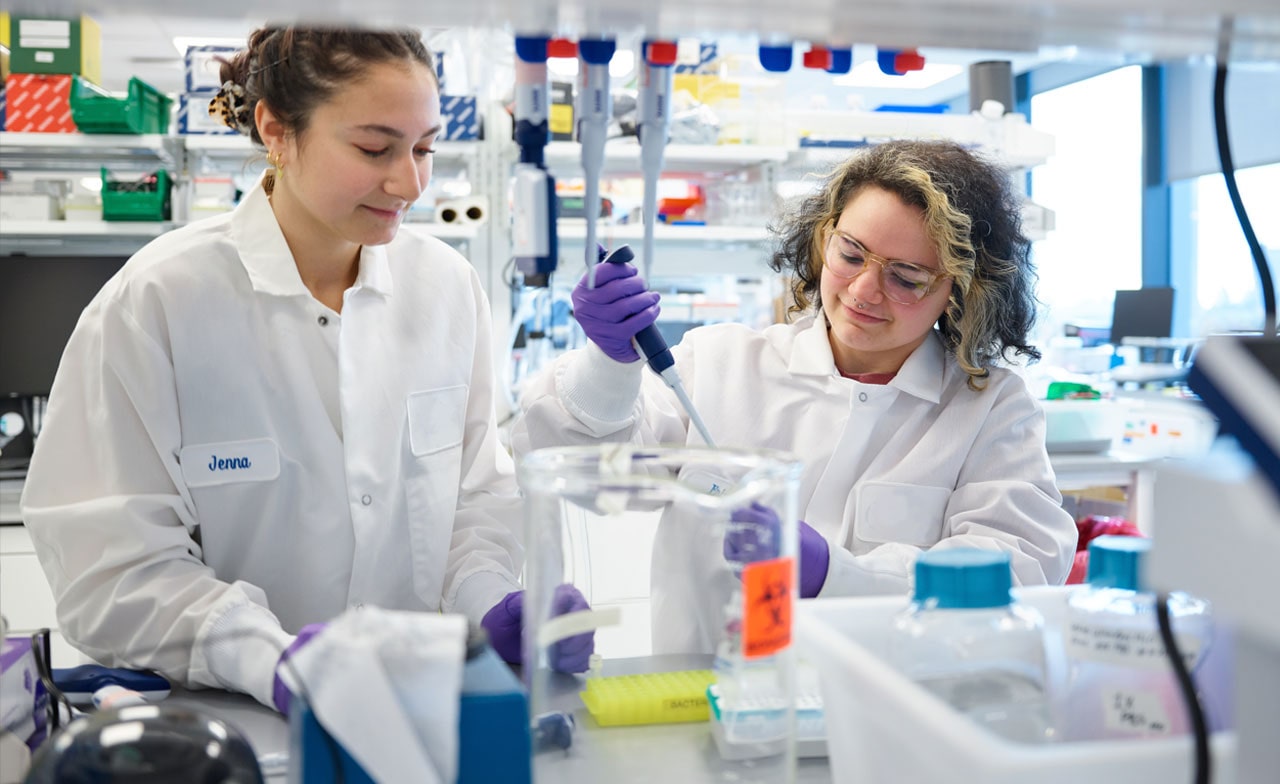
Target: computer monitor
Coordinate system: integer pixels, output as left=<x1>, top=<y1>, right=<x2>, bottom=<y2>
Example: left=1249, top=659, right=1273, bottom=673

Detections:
left=1, top=255, right=128, bottom=398
left=1109, top=287, right=1175, bottom=346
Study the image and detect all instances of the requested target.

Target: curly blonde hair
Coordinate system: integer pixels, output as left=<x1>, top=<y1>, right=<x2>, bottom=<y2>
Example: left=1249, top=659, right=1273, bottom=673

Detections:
left=770, top=139, right=1042, bottom=389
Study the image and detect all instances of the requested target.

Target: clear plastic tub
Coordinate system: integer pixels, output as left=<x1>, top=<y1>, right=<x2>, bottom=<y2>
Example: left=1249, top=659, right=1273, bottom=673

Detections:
left=797, top=586, right=1237, bottom=784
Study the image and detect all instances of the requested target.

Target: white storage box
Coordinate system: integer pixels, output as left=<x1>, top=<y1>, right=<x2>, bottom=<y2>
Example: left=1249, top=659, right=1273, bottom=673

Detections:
left=184, top=45, right=241, bottom=92
left=0, top=192, right=60, bottom=220
left=1041, top=399, right=1126, bottom=454
left=796, top=587, right=1237, bottom=784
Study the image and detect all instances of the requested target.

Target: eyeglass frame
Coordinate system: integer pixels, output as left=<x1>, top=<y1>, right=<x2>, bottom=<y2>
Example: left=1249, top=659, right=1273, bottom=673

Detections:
left=821, top=224, right=950, bottom=305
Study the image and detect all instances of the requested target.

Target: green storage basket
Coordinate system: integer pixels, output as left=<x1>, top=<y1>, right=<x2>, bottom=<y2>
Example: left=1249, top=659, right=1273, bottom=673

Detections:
left=71, top=76, right=173, bottom=134
left=101, top=168, right=172, bottom=222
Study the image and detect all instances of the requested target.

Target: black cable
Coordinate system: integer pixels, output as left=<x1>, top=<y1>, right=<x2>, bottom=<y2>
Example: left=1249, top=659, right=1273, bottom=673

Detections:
left=1212, top=24, right=1276, bottom=336
left=1156, top=592, right=1210, bottom=784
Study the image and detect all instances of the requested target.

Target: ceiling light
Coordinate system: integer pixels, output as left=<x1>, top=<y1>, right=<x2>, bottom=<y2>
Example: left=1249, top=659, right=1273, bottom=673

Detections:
left=833, top=61, right=964, bottom=90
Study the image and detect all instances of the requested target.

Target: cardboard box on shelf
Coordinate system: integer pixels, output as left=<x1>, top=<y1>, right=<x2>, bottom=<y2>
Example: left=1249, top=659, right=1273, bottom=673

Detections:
left=8, top=15, right=101, bottom=84
left=440, top=94, right=480, bottom=140
left=4, top=74, right=77, bottom=133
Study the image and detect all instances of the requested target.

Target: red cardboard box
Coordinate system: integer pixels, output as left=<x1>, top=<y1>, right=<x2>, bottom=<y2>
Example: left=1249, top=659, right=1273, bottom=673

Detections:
left=5, top=73, right=76, bottom=132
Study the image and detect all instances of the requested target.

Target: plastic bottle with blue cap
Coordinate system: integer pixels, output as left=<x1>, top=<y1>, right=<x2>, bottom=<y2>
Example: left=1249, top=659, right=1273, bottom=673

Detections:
left=1063, top=535, right=1218, bottom=741
left=889, top=548, right=1053, bottom=744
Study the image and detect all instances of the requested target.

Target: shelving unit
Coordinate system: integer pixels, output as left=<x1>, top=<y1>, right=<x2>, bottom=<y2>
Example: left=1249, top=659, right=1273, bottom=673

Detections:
left=0, top=220, right=177, bottom=256
left=0, top=131, right=488, bottom=256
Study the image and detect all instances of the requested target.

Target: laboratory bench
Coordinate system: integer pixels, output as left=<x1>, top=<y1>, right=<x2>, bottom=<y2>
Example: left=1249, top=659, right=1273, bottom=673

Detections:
left=167, top=660, right=836, bottom=783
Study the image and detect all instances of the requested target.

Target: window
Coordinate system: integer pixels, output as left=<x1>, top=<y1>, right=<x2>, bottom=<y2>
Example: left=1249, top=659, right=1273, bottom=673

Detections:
left=1029, top=66, right=1144, bottom=340
left=1179, top=162, right=1280, bottom=336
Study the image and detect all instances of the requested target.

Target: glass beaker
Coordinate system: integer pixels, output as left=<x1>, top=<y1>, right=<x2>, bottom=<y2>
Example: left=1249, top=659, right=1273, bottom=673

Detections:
left=519, top=444, right=802, bottom=782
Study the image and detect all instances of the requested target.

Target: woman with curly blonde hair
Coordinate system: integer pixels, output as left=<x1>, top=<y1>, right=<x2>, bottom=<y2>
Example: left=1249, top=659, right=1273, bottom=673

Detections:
left=516, top=139, right=1075, bottom=652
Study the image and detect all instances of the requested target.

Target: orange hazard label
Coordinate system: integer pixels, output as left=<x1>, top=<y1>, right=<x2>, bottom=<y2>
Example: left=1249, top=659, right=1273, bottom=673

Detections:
left=742, top=556, right=794, bottom=659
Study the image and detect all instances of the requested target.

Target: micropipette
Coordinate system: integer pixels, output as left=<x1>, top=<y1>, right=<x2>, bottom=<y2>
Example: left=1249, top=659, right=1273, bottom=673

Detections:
left=601, top=244, right=717, bottom=447
left=638, top=40, right=676, bottom=284
left=578, top=38, right=616, bottom=290
left=512, top=35, right=557, bottom=283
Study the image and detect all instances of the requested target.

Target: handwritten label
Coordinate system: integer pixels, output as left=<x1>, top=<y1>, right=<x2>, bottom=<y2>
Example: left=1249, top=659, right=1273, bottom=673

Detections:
left=1066, top=621, right=1202, bottom=671
left=1102, top=689, right=1173, bottom=735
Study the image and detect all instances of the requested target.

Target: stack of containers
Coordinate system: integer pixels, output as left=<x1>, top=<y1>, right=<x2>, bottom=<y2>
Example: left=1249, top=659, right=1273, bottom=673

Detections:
left=179, top=46, right=241, bottom=135
left=2, top=13, right=100, bottom=133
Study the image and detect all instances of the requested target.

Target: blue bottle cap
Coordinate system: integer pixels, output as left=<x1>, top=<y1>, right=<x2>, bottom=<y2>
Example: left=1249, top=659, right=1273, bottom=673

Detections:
left=1086, top=535, right=1150, bottom=591
left=913, top=548, right=1013, bottom=609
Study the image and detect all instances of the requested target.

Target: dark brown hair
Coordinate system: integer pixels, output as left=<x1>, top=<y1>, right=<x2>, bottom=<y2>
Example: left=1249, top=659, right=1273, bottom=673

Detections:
left=769, top=139, right=1042, bottom=389
left=219, top=26, right=435, bottom=147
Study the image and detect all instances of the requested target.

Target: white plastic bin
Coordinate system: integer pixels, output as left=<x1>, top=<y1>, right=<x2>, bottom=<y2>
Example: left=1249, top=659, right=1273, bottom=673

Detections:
left=796, top=586, right=1237, bottom=784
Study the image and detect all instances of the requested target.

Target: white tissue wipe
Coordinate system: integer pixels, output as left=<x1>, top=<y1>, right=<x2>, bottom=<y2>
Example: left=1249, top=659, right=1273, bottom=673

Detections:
left=599, top=443, right=633, bottom=477
left=595, top=490, right=630, bottom=516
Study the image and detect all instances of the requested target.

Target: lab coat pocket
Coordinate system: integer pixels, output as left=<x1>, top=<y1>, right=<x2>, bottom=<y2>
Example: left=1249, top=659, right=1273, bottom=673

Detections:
left=855, top=482, right=950, bottom=547
left=404, top=386, right=469, bottom=604
left=406, top=385, right=469, bottom=457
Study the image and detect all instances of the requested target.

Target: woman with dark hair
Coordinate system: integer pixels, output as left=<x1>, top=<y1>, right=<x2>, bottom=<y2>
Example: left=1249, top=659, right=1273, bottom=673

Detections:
left=515, top=139, right=1076, bottom=651
left=22, top=25, right=589, bottom=713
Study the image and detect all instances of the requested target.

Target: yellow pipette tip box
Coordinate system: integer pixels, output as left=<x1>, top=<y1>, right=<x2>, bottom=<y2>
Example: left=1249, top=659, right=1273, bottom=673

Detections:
left=580, top=669, right=716, bottom=727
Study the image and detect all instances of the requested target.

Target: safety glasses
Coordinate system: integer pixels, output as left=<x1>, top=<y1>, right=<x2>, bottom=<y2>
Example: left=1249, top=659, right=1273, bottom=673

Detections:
left=823, top=227, right=948, bottom=305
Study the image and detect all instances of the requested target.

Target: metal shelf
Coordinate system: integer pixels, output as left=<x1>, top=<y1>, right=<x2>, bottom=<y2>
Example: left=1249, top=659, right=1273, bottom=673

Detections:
left=557, top=222, right=769, bottom=244
left=0, top=220, right=176, bottom=257
left=545, top=141, right=791, bottom=177
left=0, top=132, right=176, bottom=170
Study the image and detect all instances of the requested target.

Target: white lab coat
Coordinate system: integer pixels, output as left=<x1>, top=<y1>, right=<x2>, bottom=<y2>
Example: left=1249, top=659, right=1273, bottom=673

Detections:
left=21, top=182, right=523, bottom=708
left=514, top=314, right=1076, bottom=652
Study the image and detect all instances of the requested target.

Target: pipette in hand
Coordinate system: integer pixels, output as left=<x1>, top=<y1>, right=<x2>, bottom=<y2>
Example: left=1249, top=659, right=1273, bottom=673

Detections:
left=599, top=245, right=717, bottom=447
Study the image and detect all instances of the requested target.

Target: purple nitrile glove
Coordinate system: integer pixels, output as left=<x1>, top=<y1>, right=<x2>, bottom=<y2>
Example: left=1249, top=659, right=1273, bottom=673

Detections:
left=548, top=584, right=594, bottom=674
left=797, top=520, right=831, bottom=598
left=571, top=252, right=661, bottom=363
left=480, top=590, right=524, bottom=665
left=725, top=502, right=782, bottom=567
left=724, top=503, right=830, bottom=599
left=481, top=585, right=595, bottom=674
left=272, top=622, right=327, bottom=715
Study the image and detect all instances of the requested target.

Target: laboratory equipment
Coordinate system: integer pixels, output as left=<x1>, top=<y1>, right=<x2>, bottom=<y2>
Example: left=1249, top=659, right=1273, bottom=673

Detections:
left=888, top=549, right=1053, bottom=744
left=52, top=665, right=171, bottom=706
left=519, top=444, right=802, bottom=781
left=637, top=39, right=676, bottom=283
left=1149, top=333, right=1280, bottom=783
left=291, top=624, right=533, bottom=784
left=576, top=38, right=615, bottom=289
left=25, top=704, right=264, bottom=784
left=512, top=36, right=558, bottom=284
left=797, top=588, right=1239, bottom=784
left=600, top=244, right=717, bottom=447
left=580, top=668, right=715, bottom=726
left=1063, top=535, right=1217, bottom=741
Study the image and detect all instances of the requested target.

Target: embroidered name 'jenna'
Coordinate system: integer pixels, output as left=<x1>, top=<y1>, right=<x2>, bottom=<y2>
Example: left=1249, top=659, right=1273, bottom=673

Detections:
left=209, top=454, right=253, bottom=471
